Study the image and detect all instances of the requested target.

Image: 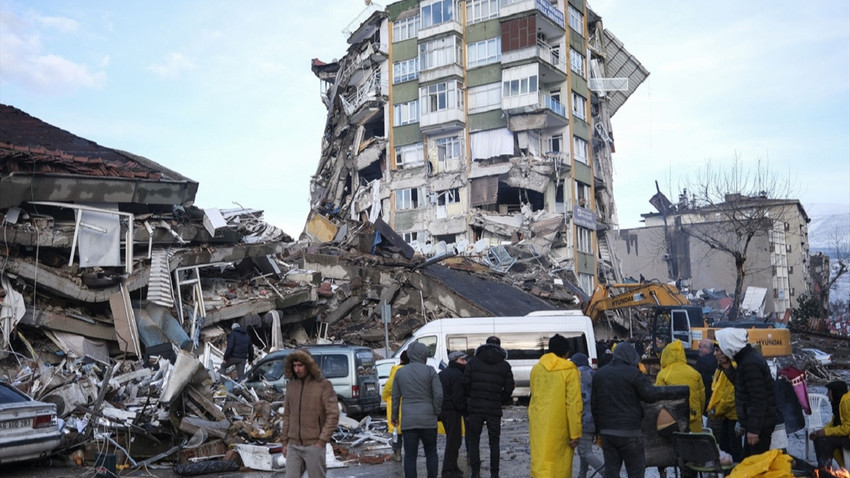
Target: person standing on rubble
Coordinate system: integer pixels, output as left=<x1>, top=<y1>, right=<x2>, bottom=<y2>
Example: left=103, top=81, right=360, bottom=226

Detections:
left=715, top=328, right=777, bottom=458
left=384, top=350, right=410, bottom=462
left=218, top=322, right=253, bottom=381
left=528, top=334, right=582, bottom=478
left=591, top=339, right=659, bottom=478
left=462, top=336, right=515, bottom=478
left=439, top=350, right=468, bottom=478
left=281, top=349, right=339, bottom=478
left=392, top=341, right=443, bottom=478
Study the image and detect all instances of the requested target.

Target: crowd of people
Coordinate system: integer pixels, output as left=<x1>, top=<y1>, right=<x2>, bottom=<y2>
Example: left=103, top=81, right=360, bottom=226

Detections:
left=260, top=326, right=849, bottom=478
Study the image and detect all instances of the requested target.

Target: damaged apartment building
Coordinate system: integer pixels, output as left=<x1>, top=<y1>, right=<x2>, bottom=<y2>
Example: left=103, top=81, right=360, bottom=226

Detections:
left=308, top=0, right=648, bottom=296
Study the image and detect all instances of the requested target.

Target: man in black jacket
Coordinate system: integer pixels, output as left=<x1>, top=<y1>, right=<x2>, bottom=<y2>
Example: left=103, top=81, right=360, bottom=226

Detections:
left=439, top=351, right=467, bottom=478
left=591, top=342, right=659, bottom=478
left=716, top=327, right=777, bottom=458
left=462, top=336, right=514, bottom=478
left=219, top=323, right=254, bottom=380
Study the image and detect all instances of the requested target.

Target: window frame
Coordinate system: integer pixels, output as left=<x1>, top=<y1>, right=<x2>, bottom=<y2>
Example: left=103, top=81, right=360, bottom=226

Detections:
left=421, top=0, right=456, bottom=29
left=502, top=75, right=538, bottom=98
left=467, top=37, right=501, bottom=68
left=420, top=80, right=462, bottom=115
left=577, top=226, right=593, bottom=254
left=568, top=5, right=583, bottom=34
left=419, top=35, right=463, bottom=71
left=571, top=91, right=587, bottom=120
left=395, top=143, right=425, bottom=169
left=573, top=136, right=588, bottom=164
left=468, top=82, right=501, bottom=113
left=396, top=187, right=426, bottom=210
left=436, top=135, right=462, bottom=163
left=393, top=99, right=420, bottom=126
left=569, top=48, right=585, bottom=77
left=466, top=0, right=499, bottom=25
left=393, top=57, right=419, bottom=83
left=393, top=15, right=420, bottom=42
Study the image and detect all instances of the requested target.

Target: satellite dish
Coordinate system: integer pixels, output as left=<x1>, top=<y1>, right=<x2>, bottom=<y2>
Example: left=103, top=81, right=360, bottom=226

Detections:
left=435, top=241, right=448, bottom=256
left=421, top=243, right=433, bottom=256
left=456, top=239, right=469, bottom=253
left=473, top=239, right=488, bottom=254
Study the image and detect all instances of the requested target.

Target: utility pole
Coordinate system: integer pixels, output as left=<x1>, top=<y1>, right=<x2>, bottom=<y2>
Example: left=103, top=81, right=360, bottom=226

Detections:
left=381, top=301, right=391, bottom=358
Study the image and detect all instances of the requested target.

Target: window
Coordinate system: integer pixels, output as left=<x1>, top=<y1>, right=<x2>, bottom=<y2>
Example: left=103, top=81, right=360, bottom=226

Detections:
left=393, top=100, right=419, bottom=126
left=420, top=81, right=462, bottom=115
left=436, top=135, right=462, bottom=163
left=570, top=48, right=585, bottom=77
left=467, top=37, right=501, bottom=68
left=568, top=5, right=583, bottom=33
left=573, top=136, right=588, bottom=164
left=502, top=75, right=538, bottom=97
left=402, top=231, right=425, bottom=246
left=437, top=188, right=460, bottom=205
left=578, top=273, right=594, bottom=296
left=395, top=143, right=424, bottom=169
left=420, top=35, right=462, bottom=70
left=575, top=180, right=590, bottom=207
left=466, top=0, right=498, bottom=24
left=320, top=355, right=349, bottom=379
left=468, top=83, right=501, bottom=113
left=396, top=187, right=426, bottom=210
left=393, top=58, right=419, bottom=83
left=421, top=0, right=455, bottom=28
left=393, top=15, right=420, bottom=41
left=577, top=226, right=593, bottom=253
left=544, top=134, right=563, bottom=154
left=571, top=91, right=586, bottom=120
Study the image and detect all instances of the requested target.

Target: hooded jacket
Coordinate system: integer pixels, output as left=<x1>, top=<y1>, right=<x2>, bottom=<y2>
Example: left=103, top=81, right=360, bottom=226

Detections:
left=392, top=342, right=443, bottom=430
left=224, top=325, right=253, bottom=361
left=656, top=340, right=705, bottom=432
left=281, top=349, right=339, bottom=448
left=438, top=359, right=466, bottom=414
left=528, top=352, right=582, bottom=477
left=732, top=343, right=777, bottom=436
left=824, top=381, right=850, bottom=437
left=462, top=343, right=515, bottom=417
left=591, top=342, right=658, bottom=436
left=572, top=352, right=595, bottom=434
left=707, top=365, right=738, bottom=421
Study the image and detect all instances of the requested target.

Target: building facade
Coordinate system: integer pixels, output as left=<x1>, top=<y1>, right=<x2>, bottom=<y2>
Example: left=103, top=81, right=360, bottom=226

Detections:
left=614, top=195, right=813, bottom=319
left=309, top=0, right=647, bottom=296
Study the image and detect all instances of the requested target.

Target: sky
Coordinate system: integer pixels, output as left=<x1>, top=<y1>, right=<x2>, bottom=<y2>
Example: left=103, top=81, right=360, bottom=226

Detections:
left=1, top=1, right=848, bottom=236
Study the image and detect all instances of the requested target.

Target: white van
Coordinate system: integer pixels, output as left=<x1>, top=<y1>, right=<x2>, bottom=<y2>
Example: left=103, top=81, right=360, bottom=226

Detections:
left=393, top=310, right=597, bottom=398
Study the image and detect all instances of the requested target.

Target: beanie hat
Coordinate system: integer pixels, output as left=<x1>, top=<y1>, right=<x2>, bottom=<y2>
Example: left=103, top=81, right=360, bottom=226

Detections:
left=571, top=352, right=589, bottom=367
left=231, top=323, right=240, bottom=330
left=715, top=328, right=748, bottom=358
left=486, top=336, right=501, bottom=346
left=448, top=351, right=467, bottom=362
left=548, top=334, right=570, bottom=357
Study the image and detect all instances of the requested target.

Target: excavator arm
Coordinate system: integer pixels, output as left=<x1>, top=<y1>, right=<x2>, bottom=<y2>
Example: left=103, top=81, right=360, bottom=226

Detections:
left=583, top=282, right=690, bottom=323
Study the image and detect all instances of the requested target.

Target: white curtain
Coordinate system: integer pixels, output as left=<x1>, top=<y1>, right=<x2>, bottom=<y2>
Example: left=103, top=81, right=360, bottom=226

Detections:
left=470, top=128, right=514, bottom=160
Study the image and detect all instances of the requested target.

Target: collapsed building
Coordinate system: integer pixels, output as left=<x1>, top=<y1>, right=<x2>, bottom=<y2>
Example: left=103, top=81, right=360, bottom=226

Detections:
left=307, top=0, right=648, bottom=298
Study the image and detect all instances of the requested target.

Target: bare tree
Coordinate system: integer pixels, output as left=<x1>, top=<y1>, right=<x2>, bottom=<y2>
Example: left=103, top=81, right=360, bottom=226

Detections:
left=678, top=157, right=794, bottom=320
left=819, top=226, right=849, bottom=314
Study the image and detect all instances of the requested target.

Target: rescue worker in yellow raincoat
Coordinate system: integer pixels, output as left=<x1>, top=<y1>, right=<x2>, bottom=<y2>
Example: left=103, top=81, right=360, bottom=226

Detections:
left=382, top=350, right=409, bottom=462
left=706, top=343, right=742, bottom=462
left=656, top=340, right=705, bottom=432
left=528, top=334, right=582, bottom=477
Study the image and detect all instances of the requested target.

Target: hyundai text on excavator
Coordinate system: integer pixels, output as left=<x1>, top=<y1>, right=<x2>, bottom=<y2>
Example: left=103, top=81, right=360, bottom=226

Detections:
left=583, top=282, right=792, bottom=358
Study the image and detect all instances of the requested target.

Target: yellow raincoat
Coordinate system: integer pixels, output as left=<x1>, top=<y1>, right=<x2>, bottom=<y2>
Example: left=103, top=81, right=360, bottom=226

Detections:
left=383, top=364, right=403, bottom=433
left=656, top=340, right=705, bottom=432
left=728, top=449, right=791, bottom=477
left=528, top=353, right=582, bottom=477
left=707, top=365, right=737, bottom=421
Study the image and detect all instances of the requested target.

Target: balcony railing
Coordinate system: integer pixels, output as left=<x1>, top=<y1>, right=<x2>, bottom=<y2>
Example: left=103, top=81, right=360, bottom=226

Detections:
left=342, top=2, right=385, bottom=38
left=537, top=38, right=565, bottom=69
left=500, top=0, right=564, bottom=29
left=542, top=94, right=565, bottom=117
left=341, top=68, right=386, bottom=116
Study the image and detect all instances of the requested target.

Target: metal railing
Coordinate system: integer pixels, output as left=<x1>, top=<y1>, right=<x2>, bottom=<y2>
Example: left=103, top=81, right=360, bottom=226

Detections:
left=542, top=93, right=566, bottom=117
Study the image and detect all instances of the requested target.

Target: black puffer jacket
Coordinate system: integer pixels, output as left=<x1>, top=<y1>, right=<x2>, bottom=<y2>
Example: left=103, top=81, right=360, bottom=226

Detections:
left=439, top=360, right=466, bottom=414
left=462, top=343, right=514, bottom=417
left=591, top=343, right=659, bottom=436
left=224, top=326, right=253, bottom=361
left=732, top=344, right=777, bottom=436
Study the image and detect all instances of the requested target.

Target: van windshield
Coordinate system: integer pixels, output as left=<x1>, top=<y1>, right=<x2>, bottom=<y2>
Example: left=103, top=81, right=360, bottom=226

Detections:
left=447, top=332, right=588, bottom=360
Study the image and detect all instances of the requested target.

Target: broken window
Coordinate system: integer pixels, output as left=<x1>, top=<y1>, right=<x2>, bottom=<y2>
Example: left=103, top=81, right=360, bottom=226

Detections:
left=436, top=135, right=462, bottom=164
left=578, top=272, right=594, bottom=296
left=555, top=184, right=565, bottom=213
left=467, top=37, right=501, bottom=68
left=393, top=100, right=419, bottom=126
left=577, top=226, right=593, bottom=254
left=421, top=0, right=456, bottom=28
left=420, top=80, right=462, bottom=115
left=573, top=136, right=588, bottom=164
left=393, top=15, right=419, bottom=41
left=396, top=187, right=426, bottom=210
left=570, top=47, right=585, bottom=77
left=503, top=75, right=538, bottom=98
left=393, top=58, right=419, bottom=83
left=466, top=0, right=498, bottom=24
left=419, top=35, right=462, bottom=71
left=575, top=180, right=590, bottom=207
left=402, top=231, right=425, bottom=247
left=468, top=83, right=501, bottom=113
left=544, top=134, right=563, bottom=155
left=568, top=4, right=583, bottom=34
left=437, top=188, right=460, bottom=206
left=395, top=143, right=424, bottom=169
left=571, top=91, right=587, bottom=120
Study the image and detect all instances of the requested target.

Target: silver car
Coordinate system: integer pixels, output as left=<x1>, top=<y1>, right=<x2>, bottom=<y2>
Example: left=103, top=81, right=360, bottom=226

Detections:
left=0, top=382, right=62, bottom=464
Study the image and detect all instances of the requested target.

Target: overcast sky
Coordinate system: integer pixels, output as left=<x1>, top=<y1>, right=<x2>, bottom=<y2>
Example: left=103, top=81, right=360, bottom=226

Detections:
left=1, top=1, right=848, bottom=235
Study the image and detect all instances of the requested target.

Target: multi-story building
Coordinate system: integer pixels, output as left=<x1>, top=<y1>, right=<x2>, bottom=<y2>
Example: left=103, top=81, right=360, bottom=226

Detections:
left=308, top=0, right=647, bottom=296
left=614, top=193, right=813, bottom=319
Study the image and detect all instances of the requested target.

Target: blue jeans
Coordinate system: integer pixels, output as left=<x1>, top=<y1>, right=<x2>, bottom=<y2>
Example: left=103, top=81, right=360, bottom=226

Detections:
left=600, top=434, right=645, bottom=478
left=402, top=428, right=438, bottom=478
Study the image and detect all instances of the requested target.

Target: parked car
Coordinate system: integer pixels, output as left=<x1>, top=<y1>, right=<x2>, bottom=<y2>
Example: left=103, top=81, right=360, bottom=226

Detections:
left=802, top=348, right=832, bottom=366
left=0, top=382, right=62, bottom=464
left=245, top=344, right=381, bottom=417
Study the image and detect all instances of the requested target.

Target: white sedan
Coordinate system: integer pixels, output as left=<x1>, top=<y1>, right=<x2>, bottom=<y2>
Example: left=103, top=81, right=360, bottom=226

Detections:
left=0, top=382, right=62, bottom=464
left=802, top=348, right=832, bottom=366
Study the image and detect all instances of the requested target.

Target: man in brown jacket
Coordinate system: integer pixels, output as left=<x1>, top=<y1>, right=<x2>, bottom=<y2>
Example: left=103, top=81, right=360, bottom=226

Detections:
left=281, top=349, right=339, bottom=478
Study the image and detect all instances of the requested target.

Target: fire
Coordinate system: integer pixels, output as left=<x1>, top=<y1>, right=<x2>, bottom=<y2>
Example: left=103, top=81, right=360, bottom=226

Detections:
left=815, top=466, right=850, bottom=478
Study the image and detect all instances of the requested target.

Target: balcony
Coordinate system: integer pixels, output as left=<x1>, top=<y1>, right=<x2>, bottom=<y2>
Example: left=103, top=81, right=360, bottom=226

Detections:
left=500, top=0, right=564, bottom=34
left=418, top=19, right=464, bottom=41
left=341, top=68, right=388, bottom=124
left=419, top=63, right=465, bottom=84
left=501, top=38, right=567, bottom=83
left=420, top=107, right=466, bottom=134
left=504, top=93, right=568, bottom=131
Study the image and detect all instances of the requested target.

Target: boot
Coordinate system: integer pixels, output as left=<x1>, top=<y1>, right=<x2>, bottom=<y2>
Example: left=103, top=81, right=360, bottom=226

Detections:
left=392, top=448, right=402, bottom=462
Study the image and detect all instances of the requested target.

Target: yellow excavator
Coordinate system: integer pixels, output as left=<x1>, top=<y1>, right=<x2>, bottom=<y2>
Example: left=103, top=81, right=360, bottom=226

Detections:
left=583, top=282, right=792, bottom=358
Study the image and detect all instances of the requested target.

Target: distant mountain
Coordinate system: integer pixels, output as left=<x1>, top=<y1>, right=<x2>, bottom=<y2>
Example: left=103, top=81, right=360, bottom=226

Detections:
left=805, top=203, right=850, bottom=305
